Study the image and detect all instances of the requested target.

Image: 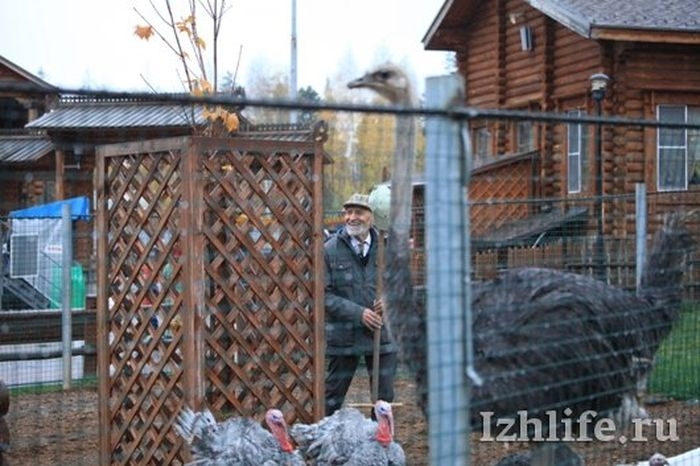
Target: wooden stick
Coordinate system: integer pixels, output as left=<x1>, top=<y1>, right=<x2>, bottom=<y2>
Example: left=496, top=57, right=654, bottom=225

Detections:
left=371, top=229, right=385, bottom=403
left=347, top=402, right=404, bottom=408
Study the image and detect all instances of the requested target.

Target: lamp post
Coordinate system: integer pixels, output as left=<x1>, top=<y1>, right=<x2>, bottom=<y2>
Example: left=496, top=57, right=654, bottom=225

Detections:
left=590, top=72, right=609, bottom=282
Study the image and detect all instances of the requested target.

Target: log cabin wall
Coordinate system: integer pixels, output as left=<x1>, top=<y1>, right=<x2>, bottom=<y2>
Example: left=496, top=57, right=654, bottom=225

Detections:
left=623, top=43, right=700, bottom=237
left=502, top=0, right=544, bottom=108
left=460, top=1, right=500, bottom=109
left=451, top=0, right=700, bottom=241
left=457, top=0, right=539, bottom=230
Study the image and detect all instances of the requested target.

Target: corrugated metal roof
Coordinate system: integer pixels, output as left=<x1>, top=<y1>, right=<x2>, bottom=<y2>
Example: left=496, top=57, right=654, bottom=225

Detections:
left=238, top=121, right=329, bottom=143
left=0, top=134, right=54, bottom=163
left=26, top=99, right=208, bottom=130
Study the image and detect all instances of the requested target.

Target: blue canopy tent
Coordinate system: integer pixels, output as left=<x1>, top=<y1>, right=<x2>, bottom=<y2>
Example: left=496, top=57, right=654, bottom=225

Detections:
left=9, top=196, right=91, bottom=220
left=7, top=196, right=90, bottom=309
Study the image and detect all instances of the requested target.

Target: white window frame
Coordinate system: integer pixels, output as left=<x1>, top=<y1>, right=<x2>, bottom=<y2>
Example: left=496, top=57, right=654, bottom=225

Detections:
left=472, top=122, right=493, bottom=164
left=567, top=109, right=584, bottom=194
left=516, top=119, right=535, bottom=153
left=657, top=105, right=688, bottom=191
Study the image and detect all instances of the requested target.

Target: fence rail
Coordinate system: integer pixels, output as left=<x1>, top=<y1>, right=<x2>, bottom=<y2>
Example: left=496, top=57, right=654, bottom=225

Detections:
left=0, top=309, right=96, bottom=373
left=3, top=78, right=700, bottom=465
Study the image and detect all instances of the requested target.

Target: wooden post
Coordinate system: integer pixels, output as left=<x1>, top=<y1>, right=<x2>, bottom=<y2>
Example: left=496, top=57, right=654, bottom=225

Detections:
left=371, top=229, right=385, bottom=403
left=55, top=148, right=65, bottom=200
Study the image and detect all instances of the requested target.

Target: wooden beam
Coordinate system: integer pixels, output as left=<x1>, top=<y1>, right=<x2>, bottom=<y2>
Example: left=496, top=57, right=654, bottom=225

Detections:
left=591, top=27, right=700, bottom=45
left=55, top=147, right=65, bottom=200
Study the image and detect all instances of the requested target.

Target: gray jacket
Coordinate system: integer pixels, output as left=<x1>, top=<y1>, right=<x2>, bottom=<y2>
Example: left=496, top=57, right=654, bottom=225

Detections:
left=324, top=226, right=397, bottom=356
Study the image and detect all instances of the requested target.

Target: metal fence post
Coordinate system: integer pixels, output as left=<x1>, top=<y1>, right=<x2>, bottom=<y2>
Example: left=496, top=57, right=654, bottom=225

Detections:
left=635, top=183, right=647, bottom=296
left=61, top=203, right=73, bottom=390
left=425, top=73, right=469, bottom=465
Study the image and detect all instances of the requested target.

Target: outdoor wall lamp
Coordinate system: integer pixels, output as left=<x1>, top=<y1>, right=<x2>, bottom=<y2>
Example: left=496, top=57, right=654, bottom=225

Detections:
left=590, top=73, right=610, bottom=103
left=590, top=72, right=610, bottom=282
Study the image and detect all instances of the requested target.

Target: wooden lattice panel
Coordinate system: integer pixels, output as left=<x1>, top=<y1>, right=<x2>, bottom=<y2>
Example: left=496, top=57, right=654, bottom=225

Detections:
left=98, top=144, right=186, bottom=465
left=199, top=145, right=318, bottom=422
left=96, top=135, right=325, bottom=465
left=470, top=157, right=533, bottom=235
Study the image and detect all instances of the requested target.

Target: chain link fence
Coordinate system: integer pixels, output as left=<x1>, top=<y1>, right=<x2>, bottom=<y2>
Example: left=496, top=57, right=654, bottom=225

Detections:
left=1, top=80, right=699, bottom=465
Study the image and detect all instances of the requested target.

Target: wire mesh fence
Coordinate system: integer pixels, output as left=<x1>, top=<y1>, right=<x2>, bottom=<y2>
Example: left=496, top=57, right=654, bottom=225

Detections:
left=1, top=79, right=700, bottom=465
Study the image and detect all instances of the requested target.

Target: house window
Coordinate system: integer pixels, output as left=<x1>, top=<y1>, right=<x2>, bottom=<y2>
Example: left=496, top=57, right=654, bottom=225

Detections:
left=40, top=180, right=56, bottom=204
left=567, top=109, right=588, bottom=194
left=657, top=105, right=700, bottom=191
left=473, top=122, right=493, bottom=163
left=516, top=120, right=535, bottom=153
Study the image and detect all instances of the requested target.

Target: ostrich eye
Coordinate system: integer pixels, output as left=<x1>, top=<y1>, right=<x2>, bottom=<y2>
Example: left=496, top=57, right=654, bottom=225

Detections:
left=377, top=71, right=393, bottom=80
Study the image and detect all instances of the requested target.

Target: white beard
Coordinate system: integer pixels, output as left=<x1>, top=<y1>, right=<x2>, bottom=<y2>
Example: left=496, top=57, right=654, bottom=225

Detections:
left=346, top=223, right=370, bottom=238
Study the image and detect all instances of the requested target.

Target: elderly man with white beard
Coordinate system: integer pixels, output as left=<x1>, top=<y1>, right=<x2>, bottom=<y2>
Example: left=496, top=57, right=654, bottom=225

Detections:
left=322, top=193, right=398, bottom=417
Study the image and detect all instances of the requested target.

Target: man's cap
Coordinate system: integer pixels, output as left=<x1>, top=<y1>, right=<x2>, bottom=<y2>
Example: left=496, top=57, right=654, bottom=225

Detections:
left=343, top=193, right=372, bottom=212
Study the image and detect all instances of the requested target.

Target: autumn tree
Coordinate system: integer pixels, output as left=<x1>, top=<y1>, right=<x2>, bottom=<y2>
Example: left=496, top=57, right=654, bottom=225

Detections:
left=297, top=86, right=321, bottom=126
left=318, top=54, right=426, bottom=215
left=134, top=0, right=240, bottom=134
left=241, top=60, right=290, bottom=125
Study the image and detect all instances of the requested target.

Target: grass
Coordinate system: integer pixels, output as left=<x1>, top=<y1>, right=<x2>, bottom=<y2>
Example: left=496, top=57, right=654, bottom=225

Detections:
left=648, top=304, right=700, bottom=400
left=7, top=375, right=98, bottom=396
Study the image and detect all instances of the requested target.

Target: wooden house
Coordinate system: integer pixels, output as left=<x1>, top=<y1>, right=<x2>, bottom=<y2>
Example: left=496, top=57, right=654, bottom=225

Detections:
left=0, top=55, right=59, bottom=211
left=0, top=55, right=326, bottom=310
left=423, top=0, right=700, bottom=251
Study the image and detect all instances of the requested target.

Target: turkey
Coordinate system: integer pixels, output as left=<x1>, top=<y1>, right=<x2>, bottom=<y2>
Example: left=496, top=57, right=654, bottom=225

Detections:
left=647, top=453, right=670, bottom=466
left=174, top=406, right=304, bottom=465
left=493, top=449, right=674, bottom=466
left=347, top=63, right=697, bottom=465
left=290, top=399, right=405, bottom=465
left=491, top=445, right=583, bottom=466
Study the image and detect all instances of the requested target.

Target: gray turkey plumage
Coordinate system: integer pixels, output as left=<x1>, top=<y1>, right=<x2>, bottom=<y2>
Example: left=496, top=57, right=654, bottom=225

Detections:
left=648, top=453, right=670, bottom=466
left=289, top=399, right=405, bottom=465
left=491, top=444, right=584, bottom=466
left=348, top=64, right=696, bottom=464
left=175, top=406, right=304, bottom=466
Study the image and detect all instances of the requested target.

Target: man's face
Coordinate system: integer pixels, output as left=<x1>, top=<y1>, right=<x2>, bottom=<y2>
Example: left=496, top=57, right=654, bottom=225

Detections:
left=344, top=206, right=372, bottom=237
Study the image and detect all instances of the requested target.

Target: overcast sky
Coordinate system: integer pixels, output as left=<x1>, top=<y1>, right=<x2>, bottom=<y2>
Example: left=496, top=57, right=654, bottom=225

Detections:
left=0, top=0, right=451, bottom=97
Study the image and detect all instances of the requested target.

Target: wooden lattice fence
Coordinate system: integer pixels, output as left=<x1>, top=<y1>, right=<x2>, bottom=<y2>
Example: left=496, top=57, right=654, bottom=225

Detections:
left=95, top=128, right=327, bottom=465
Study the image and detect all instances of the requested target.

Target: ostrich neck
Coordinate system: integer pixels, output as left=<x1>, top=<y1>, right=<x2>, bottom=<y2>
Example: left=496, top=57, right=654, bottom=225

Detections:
left=388, top=113, right=416, bottom=245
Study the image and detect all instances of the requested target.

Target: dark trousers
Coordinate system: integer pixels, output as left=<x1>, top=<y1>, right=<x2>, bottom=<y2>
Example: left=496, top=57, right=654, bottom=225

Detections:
left=324, top=352, right=397, bottom=417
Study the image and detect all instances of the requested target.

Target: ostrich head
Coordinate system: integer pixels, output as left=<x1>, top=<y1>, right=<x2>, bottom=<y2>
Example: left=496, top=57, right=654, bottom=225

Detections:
left=347, top=63, right=413, bottom=105
left=648, top=453, right=670, bottom=466
left=264, top=408, right=294, bottom=453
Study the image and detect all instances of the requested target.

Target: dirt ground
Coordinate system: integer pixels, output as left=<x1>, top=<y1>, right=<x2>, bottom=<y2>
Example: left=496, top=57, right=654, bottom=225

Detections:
left=2, top=373, right=699, bottom=465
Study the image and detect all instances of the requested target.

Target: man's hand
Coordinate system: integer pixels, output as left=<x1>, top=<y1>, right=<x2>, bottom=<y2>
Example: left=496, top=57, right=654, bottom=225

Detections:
left=372, top=298, right=384, bottom=317
left=361, top=308, right=383, bottom=330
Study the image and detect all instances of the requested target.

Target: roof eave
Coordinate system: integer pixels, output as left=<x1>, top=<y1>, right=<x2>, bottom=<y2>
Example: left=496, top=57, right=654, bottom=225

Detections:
left=0, top=55, right=59, bottom=92
left=524, top=0, right=591, bottom=38
left=422, top=0, right=457, bottom=50
left=591, top=26, right=700, bottom=44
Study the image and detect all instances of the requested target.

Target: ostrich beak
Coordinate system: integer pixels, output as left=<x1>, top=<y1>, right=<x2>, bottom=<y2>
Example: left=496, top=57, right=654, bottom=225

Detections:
left=347, top=74, right=372, bottom=90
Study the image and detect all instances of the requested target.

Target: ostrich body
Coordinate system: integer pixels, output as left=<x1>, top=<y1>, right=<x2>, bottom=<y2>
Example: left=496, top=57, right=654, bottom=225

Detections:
left=348, top=64, right=696, bottom=465
left=289, top=399, right=405, bottom=465
left=347, top=64, right=426, bottom=407
left=174, top=406, right=303, bottom=466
